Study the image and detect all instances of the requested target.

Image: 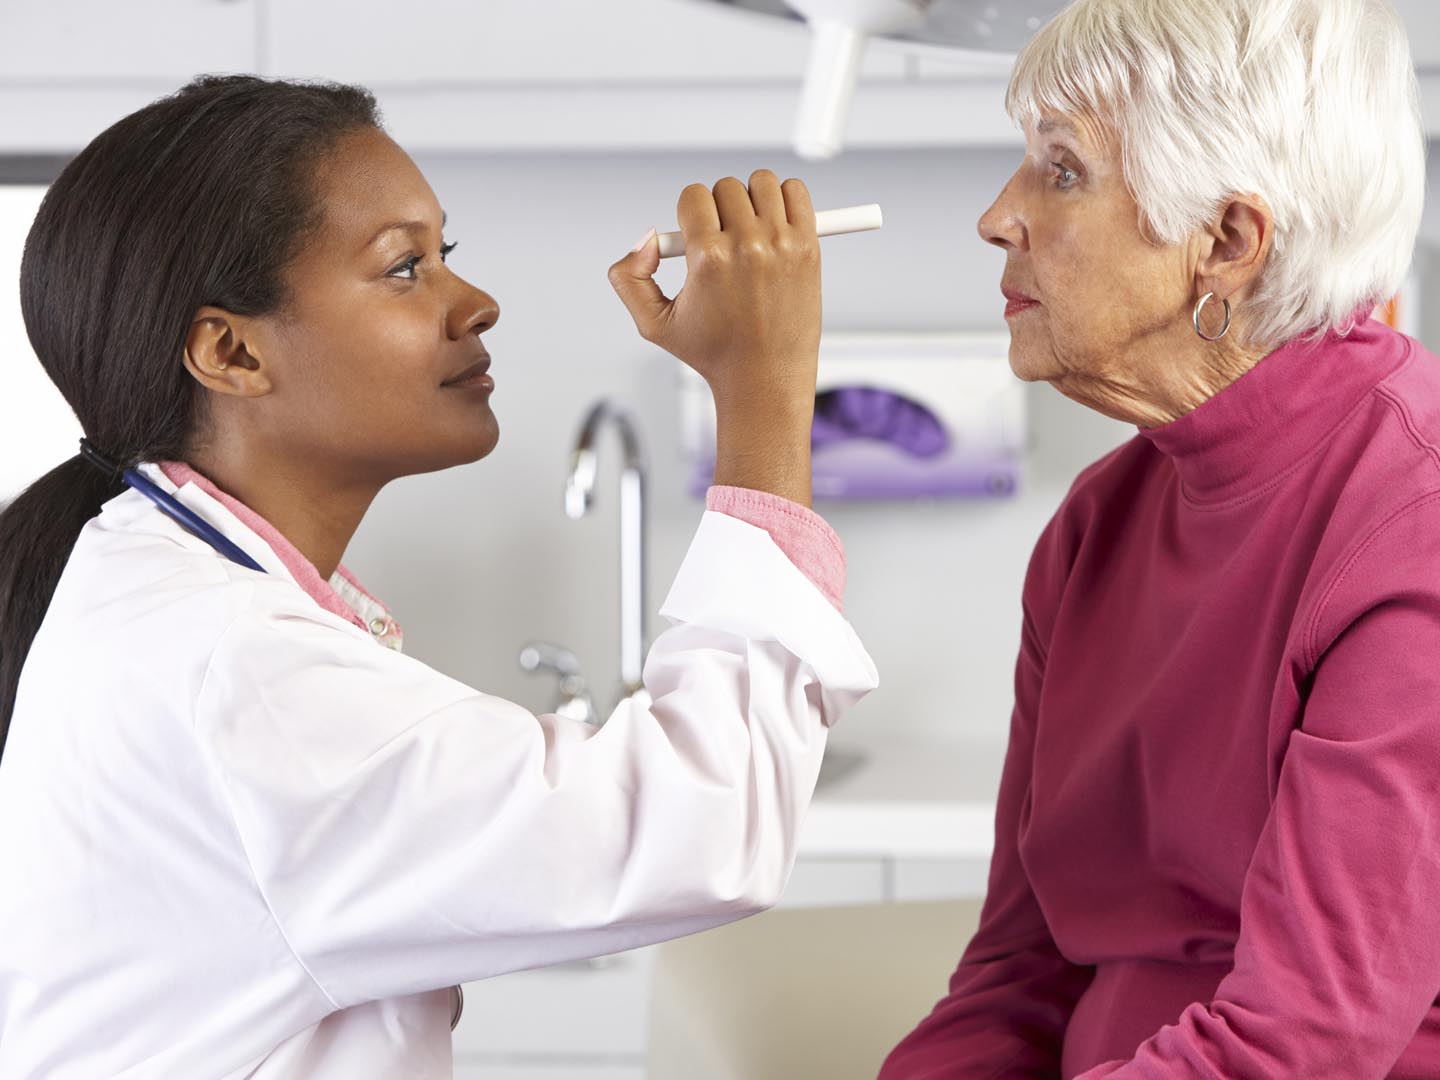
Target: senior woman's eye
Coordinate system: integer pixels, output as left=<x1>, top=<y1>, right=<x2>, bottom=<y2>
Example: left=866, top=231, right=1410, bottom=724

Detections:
left=1050, top=161, right=1080, bottom=189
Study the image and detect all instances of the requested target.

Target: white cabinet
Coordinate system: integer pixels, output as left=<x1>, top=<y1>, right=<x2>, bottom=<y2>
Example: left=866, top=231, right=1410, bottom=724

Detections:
left=0, top=0, right=257, bottom=81
left=4, top=0, right=1440, bottom=154
left=455, top=949, right=653, bottom=1060
left=455, top=1068, right=643, bottom=1080
left=893, top=856, right=990, bottom=901
left=778, top=856, right=889, bottom=907
left=450, top=850, right=987, bottom=1075
left=262, top=0, right=904, bottom=85
left=450, top=857, right=892, bottom=1073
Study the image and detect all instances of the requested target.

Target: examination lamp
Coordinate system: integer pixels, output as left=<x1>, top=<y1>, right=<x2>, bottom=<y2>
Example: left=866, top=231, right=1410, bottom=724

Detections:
left=699, top=0, right=1068, bottom=159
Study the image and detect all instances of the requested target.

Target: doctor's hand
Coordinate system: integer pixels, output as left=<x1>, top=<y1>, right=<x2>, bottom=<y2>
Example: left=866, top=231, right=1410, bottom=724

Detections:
left=609, top=170, right=820, bottom=507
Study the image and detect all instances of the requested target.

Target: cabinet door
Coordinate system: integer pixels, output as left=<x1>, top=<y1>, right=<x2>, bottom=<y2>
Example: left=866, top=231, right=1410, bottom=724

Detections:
left=0, top=0, right=257, bottom=81
left=264, top=0, right=904, bottom=84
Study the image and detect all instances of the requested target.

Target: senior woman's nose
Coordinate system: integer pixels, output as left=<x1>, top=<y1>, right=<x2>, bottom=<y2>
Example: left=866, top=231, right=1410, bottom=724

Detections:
left=450, top=283, right=500, bottom=338
left=978, top=179, right=1026, bottom=251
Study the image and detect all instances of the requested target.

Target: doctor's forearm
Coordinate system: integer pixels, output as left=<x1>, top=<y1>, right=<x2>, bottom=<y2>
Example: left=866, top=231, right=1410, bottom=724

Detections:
left=711, top=392, right=814, bottom=509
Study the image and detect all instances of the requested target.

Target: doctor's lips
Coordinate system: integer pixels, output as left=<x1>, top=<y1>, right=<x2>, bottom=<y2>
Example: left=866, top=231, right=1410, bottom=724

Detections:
left=1002, top=286, right=1040, bottom=318
left=441, top=353, right=494, bottom=392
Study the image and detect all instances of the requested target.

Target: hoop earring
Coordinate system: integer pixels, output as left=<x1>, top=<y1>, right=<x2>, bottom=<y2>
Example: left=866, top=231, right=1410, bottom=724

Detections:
left=1193, top=292, right=1232, bottom=342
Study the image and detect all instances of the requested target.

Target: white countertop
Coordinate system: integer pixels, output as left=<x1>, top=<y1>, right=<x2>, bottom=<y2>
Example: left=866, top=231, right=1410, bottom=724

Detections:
left=798, top=735, right=1006, bottom=861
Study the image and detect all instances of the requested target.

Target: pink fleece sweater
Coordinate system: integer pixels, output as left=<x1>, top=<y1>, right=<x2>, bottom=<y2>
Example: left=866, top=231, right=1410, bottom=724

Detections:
left=881, top=318, right=1440, bottom=1078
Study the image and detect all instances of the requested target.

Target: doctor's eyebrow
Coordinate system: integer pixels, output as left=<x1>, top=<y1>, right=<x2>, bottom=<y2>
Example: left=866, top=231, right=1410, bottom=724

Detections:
left=364, top=210, right=448, bottom=249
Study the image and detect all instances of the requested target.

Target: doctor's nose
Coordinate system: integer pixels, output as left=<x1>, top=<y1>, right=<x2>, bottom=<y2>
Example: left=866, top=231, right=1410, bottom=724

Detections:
left=452, top=285, right=500, bottom=339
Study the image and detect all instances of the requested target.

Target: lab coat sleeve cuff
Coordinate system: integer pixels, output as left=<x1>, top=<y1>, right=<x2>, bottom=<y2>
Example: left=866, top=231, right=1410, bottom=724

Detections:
left=705, top=485, right=846, bottom=612
left=660, top=510, right=878, bottom=725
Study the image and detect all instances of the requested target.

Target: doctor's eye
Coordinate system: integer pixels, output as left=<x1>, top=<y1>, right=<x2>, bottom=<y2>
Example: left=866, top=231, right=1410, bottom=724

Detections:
left=388, top=255, right=421, bottom=279
left=388, top=241, right=458, bottom=281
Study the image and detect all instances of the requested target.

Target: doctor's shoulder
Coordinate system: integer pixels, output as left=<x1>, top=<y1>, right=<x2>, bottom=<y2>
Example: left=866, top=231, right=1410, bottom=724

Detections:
left=59, top=488, right=448, bottom=696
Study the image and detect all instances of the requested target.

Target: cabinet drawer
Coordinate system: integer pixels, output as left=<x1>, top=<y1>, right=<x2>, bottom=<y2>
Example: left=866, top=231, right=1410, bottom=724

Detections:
left=779, top=857, right=888, bottom=908
left=892, top=857, right=990, bottom=901
left=455, top=1066, right=643, bottom=1080
left=454, top=948, right=654, bottom=1058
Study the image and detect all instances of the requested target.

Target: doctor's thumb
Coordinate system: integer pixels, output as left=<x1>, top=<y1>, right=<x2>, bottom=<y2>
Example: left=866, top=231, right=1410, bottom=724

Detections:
left=608, top=230, right=670, bottom=344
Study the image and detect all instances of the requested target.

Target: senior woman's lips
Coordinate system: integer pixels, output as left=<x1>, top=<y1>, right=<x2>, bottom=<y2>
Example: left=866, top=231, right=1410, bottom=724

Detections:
left=1002, top=286, right=1040, bottom=318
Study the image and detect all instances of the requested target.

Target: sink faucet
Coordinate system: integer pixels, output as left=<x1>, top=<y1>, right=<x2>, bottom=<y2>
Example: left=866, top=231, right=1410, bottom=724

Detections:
left=517, top=642, right=595, bottom=726
left=564, top=399, right=650, bottom=717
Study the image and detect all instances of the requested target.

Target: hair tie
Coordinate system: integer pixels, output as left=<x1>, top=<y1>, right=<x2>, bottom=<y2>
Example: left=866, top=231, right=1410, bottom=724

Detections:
left=77, top=438, right=123, bottom=478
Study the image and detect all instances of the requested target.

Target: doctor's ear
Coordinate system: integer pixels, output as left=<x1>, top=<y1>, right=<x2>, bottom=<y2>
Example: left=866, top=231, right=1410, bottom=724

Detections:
left=182, top=306, right=273, bottom=397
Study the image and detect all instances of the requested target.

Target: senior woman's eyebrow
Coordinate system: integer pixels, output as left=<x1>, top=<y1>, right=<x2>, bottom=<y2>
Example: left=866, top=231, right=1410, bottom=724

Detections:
left=363, top=209, right=448, bottom=249
left=1035, top=117, right=1077, bottom=135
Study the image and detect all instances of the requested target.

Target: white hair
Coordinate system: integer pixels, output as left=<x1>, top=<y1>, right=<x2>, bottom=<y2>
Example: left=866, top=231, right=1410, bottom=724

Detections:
left=1007, top=0, right=1426, bottom=350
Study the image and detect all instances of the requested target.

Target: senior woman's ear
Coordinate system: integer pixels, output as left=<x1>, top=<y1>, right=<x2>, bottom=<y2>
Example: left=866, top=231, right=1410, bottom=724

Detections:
left=1195, top=195, right=1275, bottom=306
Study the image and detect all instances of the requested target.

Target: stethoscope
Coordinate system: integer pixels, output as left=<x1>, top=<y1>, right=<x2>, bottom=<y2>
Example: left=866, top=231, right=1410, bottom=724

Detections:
left=79, top=439, right=265, bottom=573
left=76, top=440, right=466, bottom=1031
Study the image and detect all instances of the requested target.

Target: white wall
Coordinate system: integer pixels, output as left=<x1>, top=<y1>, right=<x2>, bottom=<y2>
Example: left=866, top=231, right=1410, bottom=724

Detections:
left=0, top=185, right=82, bottom=504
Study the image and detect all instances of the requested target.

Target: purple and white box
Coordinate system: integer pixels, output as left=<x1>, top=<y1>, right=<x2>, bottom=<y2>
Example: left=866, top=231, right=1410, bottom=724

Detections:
left=680, top=332, right=1026, bottom=500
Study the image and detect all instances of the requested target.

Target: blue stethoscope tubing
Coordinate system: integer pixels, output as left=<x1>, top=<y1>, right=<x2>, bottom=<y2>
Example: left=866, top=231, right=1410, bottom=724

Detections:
left=121, top=467, right=267, bottom=574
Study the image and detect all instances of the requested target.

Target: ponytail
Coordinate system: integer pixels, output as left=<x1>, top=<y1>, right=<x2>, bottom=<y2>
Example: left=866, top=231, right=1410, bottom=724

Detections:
left=0, top=74, right=379, bottom=759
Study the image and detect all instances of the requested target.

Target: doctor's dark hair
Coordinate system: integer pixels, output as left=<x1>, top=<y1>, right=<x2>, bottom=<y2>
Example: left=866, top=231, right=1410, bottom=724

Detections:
left=0, top=74, right=379, bottom=758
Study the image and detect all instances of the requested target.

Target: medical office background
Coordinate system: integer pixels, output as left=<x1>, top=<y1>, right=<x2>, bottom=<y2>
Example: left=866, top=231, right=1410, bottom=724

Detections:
left=3, top=2, right=1440, bottom=1077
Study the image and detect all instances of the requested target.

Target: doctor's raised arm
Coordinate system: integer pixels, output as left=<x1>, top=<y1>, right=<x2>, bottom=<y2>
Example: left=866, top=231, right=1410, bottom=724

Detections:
left=0, top=76, right=876, bottom=1079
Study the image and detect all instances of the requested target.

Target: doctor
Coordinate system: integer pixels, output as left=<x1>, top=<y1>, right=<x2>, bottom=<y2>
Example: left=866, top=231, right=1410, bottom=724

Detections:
left=0, top=74, right=876, bottom=1077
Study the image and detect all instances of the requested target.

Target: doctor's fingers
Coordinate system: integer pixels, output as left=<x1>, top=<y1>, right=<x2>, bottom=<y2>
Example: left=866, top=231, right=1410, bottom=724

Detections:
left=744, top=169, right=789, bottom=228
left=607, top=234, right=671, bottom=343
left=676, top=182, right=722, bottom=245
left=779, top=177, right=817, bottom=237
left=712, top=176, right=764, bottom=240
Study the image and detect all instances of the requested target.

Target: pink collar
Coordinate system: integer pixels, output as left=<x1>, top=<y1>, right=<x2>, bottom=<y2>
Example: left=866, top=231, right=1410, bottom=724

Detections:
left=156, top=461, right=373, bottom=633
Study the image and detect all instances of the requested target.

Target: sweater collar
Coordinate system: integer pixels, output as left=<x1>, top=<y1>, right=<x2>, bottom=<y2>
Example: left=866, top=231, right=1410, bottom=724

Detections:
left=1137, top=314, right=1412, bottom=505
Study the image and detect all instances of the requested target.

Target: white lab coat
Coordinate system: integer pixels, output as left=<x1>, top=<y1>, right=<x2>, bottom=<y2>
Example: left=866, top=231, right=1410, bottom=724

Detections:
left=0, top=463, right=877, bottom=1079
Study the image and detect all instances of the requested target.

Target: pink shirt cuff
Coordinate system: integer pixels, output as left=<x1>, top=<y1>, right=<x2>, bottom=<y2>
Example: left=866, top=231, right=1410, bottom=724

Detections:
left=705, top=485, right=846, bottom=612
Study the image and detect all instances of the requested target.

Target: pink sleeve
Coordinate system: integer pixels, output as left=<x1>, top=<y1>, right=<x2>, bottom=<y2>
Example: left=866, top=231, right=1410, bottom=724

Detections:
left=879, top=514, right=1094, bottom=1078
left=705, top=485, right=846, bottom=612
left=1075, top=500, right=1440, bottom=1079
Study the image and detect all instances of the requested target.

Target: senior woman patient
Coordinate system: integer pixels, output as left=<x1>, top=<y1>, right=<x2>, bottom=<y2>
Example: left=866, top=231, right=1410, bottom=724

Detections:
left=881, top=0, right=1439, bottom=1077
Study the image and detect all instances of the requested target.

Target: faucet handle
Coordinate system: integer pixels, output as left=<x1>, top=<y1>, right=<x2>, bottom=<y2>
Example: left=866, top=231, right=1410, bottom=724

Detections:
left=518, top=641, right=598, bottom=726
left=519, top=641, right=581, bottom=677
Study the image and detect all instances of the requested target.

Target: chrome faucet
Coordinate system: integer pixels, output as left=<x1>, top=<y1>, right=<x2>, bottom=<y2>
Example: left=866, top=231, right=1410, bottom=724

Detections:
left=517, top=641, right=596, bottom=725
left=563, top=400, right=650, bottom=718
